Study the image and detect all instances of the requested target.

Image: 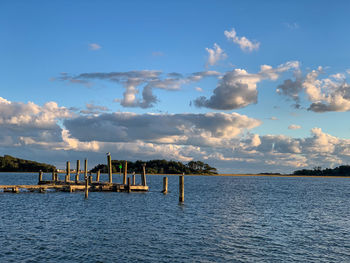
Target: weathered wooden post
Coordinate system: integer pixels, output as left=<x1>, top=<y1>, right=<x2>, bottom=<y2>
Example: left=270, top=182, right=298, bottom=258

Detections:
left=128, top=177, right=131, bottom=193
left=84, top=158, right=88, bottom=198
left=162, top=177, right=168, bottom=194
left=55, top=171, right=58, bottom=182
left=96, top=170, right=100, bottom=182
left=107, top=153, right=112, bottom=184
left=84, top=158, right=88, bottom=180
left=38, top=170, right=43, bottom=184
left=179, top=175, right=184, bottom=202
left=123, top=161, right=128, bottom=185
left=65, top=161, right=70, bottom=182
left=75, top=160, right=80, bottom=183
left=132, top=173, right=136, bottom=185
left=51, top=170, right=55, bottom=181
left=89, top=174, right=93, bottom=184
left=85, top=177, right=89, bottom=199
left=141, top=163, right=147, bottom=186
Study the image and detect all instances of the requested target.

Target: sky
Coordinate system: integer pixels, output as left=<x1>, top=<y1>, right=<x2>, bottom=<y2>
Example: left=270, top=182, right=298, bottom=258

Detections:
left=1, top=0, right=350, bottom=173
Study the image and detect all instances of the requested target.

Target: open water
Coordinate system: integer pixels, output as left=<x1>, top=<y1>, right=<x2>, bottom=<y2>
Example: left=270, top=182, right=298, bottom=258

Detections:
left=0, top=173, right=350, bottom=262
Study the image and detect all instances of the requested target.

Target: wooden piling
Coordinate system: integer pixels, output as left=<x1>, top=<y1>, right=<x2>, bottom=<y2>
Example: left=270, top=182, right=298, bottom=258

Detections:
left=84, top=159, right=88, bottom=180
left=65, top=161, right=70, bottom=182
left=38, top=170, right=43, bottom=184
left=75, top=160, right=80, bottom=183
left=107, top=154, right=112, bottom=184
left=128, top=177, right=131, bottom=193
left=141, top=163, right=147, bottom=186
left=123, top=161, right=128, bottom=185
left=51, top=170, right=55, bottom=181
left=179, top=176, right=184, bottom=202
left=85, top=178, right=88, bottom=199
left=162, top=177, right=168, bottom=194
left=132, top=174, right=136, bottom=185
left=96, top=170, right=100, bottom=182
left=54, top=171, right=58, bottom=182
left=89, top=175, right=93, bottom=184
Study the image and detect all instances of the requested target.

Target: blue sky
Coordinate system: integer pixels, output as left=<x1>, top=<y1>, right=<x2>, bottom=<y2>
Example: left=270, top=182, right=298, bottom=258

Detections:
left=1, top=0, right=350, bottom=173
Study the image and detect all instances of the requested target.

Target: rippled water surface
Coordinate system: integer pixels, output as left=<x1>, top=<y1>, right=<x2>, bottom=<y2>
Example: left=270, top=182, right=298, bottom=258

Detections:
left=1, top=173, right=350, bottom=262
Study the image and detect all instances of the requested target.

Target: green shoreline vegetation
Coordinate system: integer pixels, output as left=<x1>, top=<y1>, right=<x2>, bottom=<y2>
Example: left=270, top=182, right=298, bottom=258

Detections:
left=0, top=155, right=56, bottom=172
left=1, top=154, right=350, bottom=177
left=91, top=160, right=218, bottom=175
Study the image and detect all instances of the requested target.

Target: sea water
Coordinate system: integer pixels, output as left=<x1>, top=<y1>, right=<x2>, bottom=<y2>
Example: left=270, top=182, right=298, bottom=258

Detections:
left=0, top=173, right=350, bottom=262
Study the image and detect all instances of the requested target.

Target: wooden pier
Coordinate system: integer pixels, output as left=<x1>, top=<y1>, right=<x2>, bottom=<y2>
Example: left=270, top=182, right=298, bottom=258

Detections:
left=0, top=156, right=149, bottom=195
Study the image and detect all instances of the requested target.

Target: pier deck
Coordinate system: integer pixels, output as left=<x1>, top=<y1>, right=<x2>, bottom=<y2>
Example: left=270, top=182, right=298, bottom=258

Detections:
left=0, top=181, right=149, bottom=193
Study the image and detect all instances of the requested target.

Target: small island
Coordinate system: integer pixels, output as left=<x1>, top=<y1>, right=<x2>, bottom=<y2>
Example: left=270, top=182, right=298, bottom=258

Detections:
left=0, top=155, right=56, bottom=172
left=91, top=160, right=218, bottom=175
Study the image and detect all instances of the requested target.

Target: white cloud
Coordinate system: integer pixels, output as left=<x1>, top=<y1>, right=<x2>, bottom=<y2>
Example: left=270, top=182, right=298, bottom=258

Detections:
left=224, top=28, right=260, bottom=52
left=195, top=86, right=203, bottom=92
left=277, top=66, right=350, bottom=112
left=194, top=61, right=299, bottom=110
left=89, top=43, right=101, bottom=50
left=59, top=70, right=220, bottom=109
left=2, top=97, right=350, bottom=173
left=205, top=43, right=227, bottom=66
left=288, top=124, right=301, bottom=130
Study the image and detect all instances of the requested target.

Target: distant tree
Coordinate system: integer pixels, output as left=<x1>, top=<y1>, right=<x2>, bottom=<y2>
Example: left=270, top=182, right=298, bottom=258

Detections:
left=0, top=155, right=56, bottom=172
left=90, top=159, right=218, bottom=175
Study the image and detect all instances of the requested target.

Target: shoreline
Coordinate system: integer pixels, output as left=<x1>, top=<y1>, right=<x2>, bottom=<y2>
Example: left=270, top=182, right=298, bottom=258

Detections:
left=1, top=172, right=349, bottom=179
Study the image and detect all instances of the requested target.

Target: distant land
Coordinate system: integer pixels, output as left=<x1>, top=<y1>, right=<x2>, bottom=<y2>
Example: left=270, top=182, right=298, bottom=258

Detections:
left=0, top=155, right=56, bottom=172
left=91, top=160, right=218, bottom=175
left=1, top=154, right=350, bottom=177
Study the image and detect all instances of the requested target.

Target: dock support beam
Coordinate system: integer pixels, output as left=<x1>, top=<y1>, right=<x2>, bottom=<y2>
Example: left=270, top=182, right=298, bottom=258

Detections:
left=65, top=161, right=70, bottom=182
left=123, top=161, right=127, bottom=185
left=132, top=174, right=136, bottom=185
left=38, top=170, right=43, bottom=184
left=85, top=178, right=89, bottom=199
left=107, top=154, right=112, bottom=183
left=141, top=163, right=147, bottom=186
left=51, top=170, right=55, bottom=181
left=162, top=177, right=168, bottom=194
left=128, top=177, right=131, bottom=193
left=96, top=170, right=100, bottom=182
left=179, top=175, right=184, bottom=203
left=84, top=159, right=88, bottom=180
left=75, top=160, right=80, bottom=183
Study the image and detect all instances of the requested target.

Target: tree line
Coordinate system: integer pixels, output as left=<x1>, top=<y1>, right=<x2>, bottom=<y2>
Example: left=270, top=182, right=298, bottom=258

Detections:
left=293, top=165, right=350, bottom=176
left=0, top=155, right=56, bottom=172
left=91, top=159, right=218, bottom=175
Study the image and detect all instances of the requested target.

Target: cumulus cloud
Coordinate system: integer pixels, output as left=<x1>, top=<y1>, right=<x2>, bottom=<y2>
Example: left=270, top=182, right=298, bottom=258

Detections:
left=63, top=112, right=261, bottom=147
left=205, top=43, right=227, bottom=66
left=0, top=97, right=72, bottom=147
left=288, top=124, right=301, bottom=130
left=2, top=96, right=350, bottom=173
left=277, top=66, right=350, bottom=112
left=224, top=28, right=260, bottom=52
left=194, top=61, right=299, bottom=110
left=58, top=70, right=221, bottom=109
